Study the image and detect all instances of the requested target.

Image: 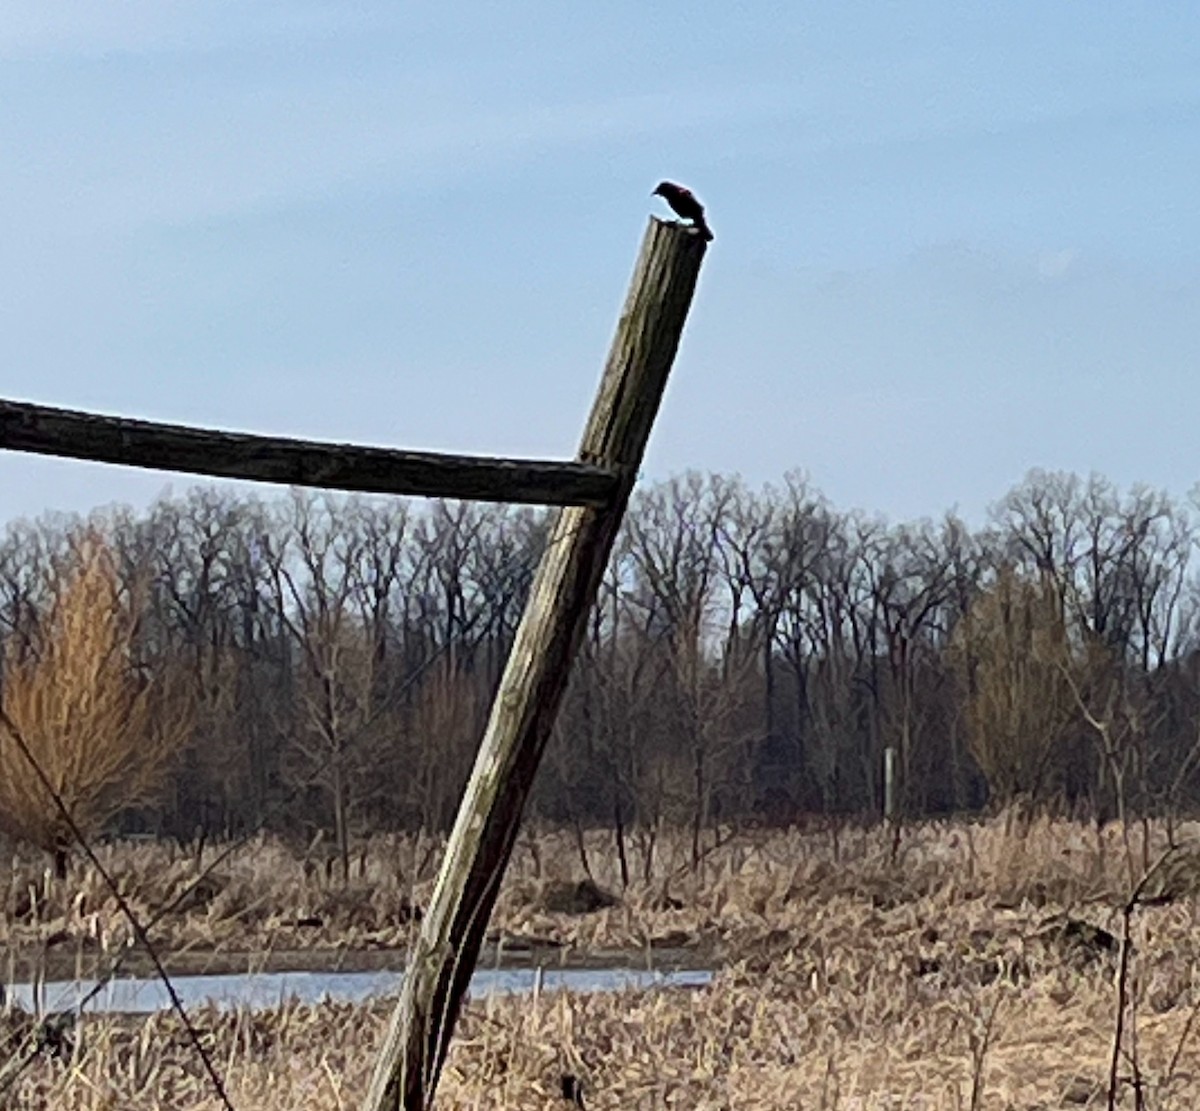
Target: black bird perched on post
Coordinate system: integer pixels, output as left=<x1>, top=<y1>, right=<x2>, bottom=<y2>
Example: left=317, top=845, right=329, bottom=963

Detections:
left=652, top=181, right=713, bottom=240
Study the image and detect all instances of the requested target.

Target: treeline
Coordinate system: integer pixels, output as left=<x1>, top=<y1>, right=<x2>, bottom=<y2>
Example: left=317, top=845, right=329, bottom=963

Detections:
left=1, top=468, right=1198, bottom=861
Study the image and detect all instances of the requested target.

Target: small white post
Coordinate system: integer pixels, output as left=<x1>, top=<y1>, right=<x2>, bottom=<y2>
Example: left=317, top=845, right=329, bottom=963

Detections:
left=883, top=746, right=897, bottom=824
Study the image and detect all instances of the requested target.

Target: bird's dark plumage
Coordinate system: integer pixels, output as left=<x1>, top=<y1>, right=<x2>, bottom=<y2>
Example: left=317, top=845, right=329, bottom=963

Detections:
left=652, top=181, right=713, bottom=240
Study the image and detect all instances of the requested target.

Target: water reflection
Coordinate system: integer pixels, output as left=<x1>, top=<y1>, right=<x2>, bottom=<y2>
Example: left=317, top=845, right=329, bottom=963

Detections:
left=12, top=966, right=713, bottom=1015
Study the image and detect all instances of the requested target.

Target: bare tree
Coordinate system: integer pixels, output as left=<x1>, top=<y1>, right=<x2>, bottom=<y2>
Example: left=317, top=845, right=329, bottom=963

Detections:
left=950, top=566, right=1078, bottom=813
left=0, top=465, right=1188, bottom=841
left=264, top=494, right=389, bottom=876
left=0, top=529, right=191, bottom=873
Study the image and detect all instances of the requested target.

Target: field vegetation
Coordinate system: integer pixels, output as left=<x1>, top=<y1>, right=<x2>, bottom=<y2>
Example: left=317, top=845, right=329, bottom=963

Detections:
left=2, top=818, right=1200, bottom=1108
left=3, top=468, right=1200, bottom=1105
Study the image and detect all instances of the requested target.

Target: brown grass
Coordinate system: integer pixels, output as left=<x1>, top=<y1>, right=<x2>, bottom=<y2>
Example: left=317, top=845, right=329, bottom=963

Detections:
left=5, top=814, right=1198, bottom=965
left=5, top=815, right=1200, bottom=1107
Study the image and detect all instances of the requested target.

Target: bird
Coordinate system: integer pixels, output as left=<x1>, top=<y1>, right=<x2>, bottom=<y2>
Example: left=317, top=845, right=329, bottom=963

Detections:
left=652, top=181, right=713, bottom=241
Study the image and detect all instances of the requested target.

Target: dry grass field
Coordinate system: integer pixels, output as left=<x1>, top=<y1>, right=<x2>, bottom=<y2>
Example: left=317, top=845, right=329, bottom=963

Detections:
left=4, top=815, right=1200, bottom=1108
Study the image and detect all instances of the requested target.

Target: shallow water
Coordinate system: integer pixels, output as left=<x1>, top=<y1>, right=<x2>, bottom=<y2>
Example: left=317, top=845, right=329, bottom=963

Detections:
left=11, top=966, right=713, bottom=1016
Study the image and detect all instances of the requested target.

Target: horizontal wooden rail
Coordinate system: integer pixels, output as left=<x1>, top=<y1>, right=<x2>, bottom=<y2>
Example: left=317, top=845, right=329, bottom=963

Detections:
left=0, top=399, right=619, bottom=507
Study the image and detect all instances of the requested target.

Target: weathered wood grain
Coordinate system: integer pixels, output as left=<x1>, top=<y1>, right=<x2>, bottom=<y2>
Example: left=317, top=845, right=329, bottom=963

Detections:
left=0, top=400, right=617, bottom=507
left=361, top=216, right=708, bottom=1110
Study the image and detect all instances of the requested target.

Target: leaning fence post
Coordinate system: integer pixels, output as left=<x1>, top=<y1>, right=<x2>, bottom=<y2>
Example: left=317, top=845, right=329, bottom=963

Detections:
left=361, top=217, right=708, bottom=1111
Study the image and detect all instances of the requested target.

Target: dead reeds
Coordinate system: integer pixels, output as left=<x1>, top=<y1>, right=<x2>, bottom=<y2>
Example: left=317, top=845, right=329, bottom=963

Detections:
left=2, top=815, right=1200, bottom=1107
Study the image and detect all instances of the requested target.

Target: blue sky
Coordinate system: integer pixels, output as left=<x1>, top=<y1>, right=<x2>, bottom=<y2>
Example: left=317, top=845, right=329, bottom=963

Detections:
left=1, top=2, right=1197, bottom=525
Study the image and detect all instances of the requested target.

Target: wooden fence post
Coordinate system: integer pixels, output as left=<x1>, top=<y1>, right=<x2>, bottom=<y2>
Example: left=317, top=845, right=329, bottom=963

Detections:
left=361, top=217, right=708, bottom=1111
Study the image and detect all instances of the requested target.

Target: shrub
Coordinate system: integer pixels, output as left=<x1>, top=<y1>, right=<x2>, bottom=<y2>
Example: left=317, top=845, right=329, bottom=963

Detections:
left=0, top=530, right=190, bottom=872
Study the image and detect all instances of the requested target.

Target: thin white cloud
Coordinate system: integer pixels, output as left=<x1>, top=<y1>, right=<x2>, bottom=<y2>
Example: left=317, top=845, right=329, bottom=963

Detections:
left=1, top=77, right=797, bottom=233
left=1036, top=248, right=1077, bottom=281
left=0, top=2, right=392, bottom=59
left=0, top=2, right=220, bottom=57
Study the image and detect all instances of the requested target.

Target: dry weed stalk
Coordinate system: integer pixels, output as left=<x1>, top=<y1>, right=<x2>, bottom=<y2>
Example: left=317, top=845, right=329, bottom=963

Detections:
left=1105, top=842, right=1199, bottom=1111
